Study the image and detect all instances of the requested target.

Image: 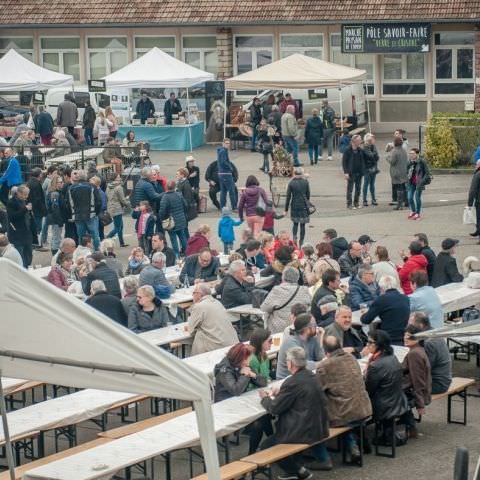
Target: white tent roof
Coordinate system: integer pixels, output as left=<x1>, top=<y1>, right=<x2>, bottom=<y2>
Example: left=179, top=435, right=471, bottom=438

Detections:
left=0, top=49, right=74, bottom=91
left=0, top=259, right=220, bottom=479
left=103, top=47, right=214, bottom=88
left=225, top=53, right=367, bottom=90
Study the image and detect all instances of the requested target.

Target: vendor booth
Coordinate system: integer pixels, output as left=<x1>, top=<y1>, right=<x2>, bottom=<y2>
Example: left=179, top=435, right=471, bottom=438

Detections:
left=104, top=47, right=214, bottom=151
left=225, top=53, right=368, bottom=133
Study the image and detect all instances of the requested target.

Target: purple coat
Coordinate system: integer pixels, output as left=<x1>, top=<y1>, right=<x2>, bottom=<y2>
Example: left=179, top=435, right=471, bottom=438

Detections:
left=238, top=186, right=268, bottom=220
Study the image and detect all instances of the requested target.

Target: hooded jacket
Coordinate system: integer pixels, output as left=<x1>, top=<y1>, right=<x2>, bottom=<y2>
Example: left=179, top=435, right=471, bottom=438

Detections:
left=185, top=232, right=210, bottom=257
left=238, top=186, right=268, bottom=220
left=398, top=254, right=428, bottom=294
left=330, top=237, right=348, bottom=260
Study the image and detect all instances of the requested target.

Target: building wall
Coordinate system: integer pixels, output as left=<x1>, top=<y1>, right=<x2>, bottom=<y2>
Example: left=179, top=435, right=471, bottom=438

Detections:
left=0, top=22, right=476, bottom=131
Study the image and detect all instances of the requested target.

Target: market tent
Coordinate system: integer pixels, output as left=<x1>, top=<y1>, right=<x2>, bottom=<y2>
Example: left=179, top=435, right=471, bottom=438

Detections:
left=225, top=53, right=366, bottom=90
left=0, top=259, right=220, bottom=480
left=0, top=49, right=73, bottom=91
left=103, top=47, right=214, bottom=88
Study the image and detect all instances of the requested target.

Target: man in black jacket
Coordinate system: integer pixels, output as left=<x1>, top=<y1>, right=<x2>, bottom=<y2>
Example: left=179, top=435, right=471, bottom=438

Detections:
left=205, top=159, right=238, bottom=211
left=68, top=170, right=101, bottom=251
left=150, top=233, right=175, bottom=267
left=163, top=92, right=182, bottom=125
left=27, top=167, right=48, bottom=250
left=342, top=134, right=370, bottom=209
left=6, top=185, right=35, bottom=267
left=312, top=269, right=346, bottom=327
left=431, top=238, right=463, bottom=288
left=414, top=233, right=436, bottom=284
left=259, top=346, right=329, bottom=480
left=180, top=248, right=219, bottom=285
left=468, top=160, right=480, bottom=241
left=322, top=228, right=348, bottom=261
left=85, top=280, right=127, bottom=327
left=218, top=259, right=254, bottom=309
left=81, top=252, right=121, bottom=298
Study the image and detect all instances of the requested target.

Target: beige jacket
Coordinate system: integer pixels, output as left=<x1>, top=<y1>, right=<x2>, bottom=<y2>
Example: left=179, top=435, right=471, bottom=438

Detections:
left=188, top=295, right=238, bottom=355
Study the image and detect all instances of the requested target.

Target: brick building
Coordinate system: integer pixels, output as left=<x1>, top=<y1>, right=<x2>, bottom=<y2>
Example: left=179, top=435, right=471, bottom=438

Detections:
left=0, top=0, right=479, bottom=130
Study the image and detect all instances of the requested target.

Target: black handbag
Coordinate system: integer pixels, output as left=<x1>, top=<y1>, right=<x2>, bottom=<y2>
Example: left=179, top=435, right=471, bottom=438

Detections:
left=98, top=211, right=113, bottom=226
left=251, top=288, right=269, bottom=308
left=303, top=195, right=316, bottom=215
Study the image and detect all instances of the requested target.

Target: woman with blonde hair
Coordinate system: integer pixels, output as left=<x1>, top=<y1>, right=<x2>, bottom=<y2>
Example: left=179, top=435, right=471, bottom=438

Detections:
left=104, top=106, right=118, bottom=139
left=94, top=111, right=112, bottom=146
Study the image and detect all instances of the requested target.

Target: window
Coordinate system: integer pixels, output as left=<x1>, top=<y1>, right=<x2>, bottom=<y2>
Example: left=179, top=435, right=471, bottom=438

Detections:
left=40, top=38, right=80, bottom=81
left=87, top=37, right=128, bottom=79
left=280, top=34, right=323, bottom=59
left=330, top=34, right=374, bottom=94
left=183, top=36, right=218, bottom=76
left=234, top=35, right=273, bottom=74
left=134, top=36, right=175, bottom=58
left=434, top=32, right=474, bottom=95
left=0, top=37, right=34, bottom=59
left=382, top=53, right=426, bottom=95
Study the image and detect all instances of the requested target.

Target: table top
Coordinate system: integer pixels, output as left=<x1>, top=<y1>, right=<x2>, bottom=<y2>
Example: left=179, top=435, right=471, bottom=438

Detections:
left=227, top=304, right=266, bottom=318
left=1, top=377, right=29, bottom=395
left=138, top=322, right=190, bottom=346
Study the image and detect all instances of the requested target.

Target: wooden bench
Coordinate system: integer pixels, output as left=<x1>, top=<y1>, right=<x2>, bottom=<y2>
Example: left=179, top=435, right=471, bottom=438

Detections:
left=0, top=431, right=41, bottom=465
left=97, top=406, right=192, bottom=439
left=0, top=438, right=111, bottom=480
left=6, top=381, right=47, bottom=410
left=192, top=460, right=257, bottom=480
left=102, top=394, right=150, bottom=426
left=240, top=426, right=354, bottom=479
left=431, top=377, right=475, bottom=425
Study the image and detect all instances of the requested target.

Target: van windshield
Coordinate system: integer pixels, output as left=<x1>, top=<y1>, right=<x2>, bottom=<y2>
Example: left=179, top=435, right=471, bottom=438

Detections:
left=70, top=92, right=90, bottom=108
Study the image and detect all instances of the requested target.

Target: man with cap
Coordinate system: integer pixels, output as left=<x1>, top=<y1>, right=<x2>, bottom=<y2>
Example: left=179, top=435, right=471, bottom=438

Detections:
left=431, top=238, right=463, bottom=288
left=467, top=159, right=480, bottom=241
left=276, top=313, right=325, bottom=379
left=358, top=234, right=375, bottom=264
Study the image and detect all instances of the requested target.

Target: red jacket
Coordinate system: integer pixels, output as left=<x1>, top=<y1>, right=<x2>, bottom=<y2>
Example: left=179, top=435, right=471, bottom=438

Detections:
left=273, top=239, right=304, bottom=259
left=185, top=232, right=218, bottom=257
left=47, top=266, right=69, bottom=291
left=397, top=254, right=428, bottom=295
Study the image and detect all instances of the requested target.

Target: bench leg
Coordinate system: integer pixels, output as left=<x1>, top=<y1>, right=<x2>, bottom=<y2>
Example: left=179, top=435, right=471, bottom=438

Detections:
left=448, top=391, right=468, bottom=425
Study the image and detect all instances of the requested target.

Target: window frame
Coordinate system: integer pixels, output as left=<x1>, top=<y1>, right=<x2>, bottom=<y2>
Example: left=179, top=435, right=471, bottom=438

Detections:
left=279, top=33, right=323, bottom=59
left=86, top=35, right=128, bottom=80
left=433, top=31, right=475, bottom=97
left=181, top=34, right=218, bottom=76
left=39, top=36, right=81, bottom=81
left=0, top=36, right=34, bottom=59
left=134, top=35, right=176, bottom=58
left=381, top=53, right=427, bottom=97
left=330, top=33, right=375, bottom=96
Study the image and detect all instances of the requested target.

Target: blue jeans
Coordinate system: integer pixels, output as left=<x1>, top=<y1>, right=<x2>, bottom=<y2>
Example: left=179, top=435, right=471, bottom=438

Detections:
left=321, top=128, right=335, bottom=157
left=284, top=136, right=299, bottom=166
left=50, top=224, right=63, bottom=252
left=218, top=174, right=237, bottom=209
left=223, top=242, right=233, bottom=254
left=362, top=172, right=377, bottom=202
left=75, top=216, right=100, bottom=251
left=14, top=243, right=33, bottom=268
left=33, top=214, right=43, bottom=245
left=169, top=228, right=188, bottom=257
left=107, top=214, right=125, bottom=245
left=84, top=128, right=94, bottom=146
left=251, top=126, right=258, bottom=151
left=407, top=183, right=423, bottom=214
left=40, top=217, right=49, bottom=245
left=308, top=144, right=319, bottom=163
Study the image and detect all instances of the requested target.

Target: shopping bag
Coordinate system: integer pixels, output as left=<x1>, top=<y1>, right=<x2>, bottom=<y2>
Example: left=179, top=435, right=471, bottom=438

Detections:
left=463, top=206, right=476, bottom=225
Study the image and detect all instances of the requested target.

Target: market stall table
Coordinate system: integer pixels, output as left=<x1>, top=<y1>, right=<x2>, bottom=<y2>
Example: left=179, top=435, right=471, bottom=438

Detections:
left=117, top=122, right=204, bottom=151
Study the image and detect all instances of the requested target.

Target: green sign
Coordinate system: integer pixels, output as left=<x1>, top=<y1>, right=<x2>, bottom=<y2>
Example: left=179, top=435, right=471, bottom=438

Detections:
left=342, top=23, right=431, bottom=53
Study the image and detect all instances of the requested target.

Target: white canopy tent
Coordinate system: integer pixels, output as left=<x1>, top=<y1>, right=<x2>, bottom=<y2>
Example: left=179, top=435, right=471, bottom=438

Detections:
left=0, top=259, right=220, bottom=480
left=103, top=47, right=214, bottom=151
left=0, top=49, right=74, bottom=91
left=224, top=53, right=368, bottom=134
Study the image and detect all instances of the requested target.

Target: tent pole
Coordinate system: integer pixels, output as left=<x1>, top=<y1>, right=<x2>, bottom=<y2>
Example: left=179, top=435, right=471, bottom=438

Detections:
left=339, top=84, right=344, bottom=133
left=365, top=82, right=371, bottom=133
left=0, top=373, right=16, bottom=480
left=186, top=88, right=193, bottom=153
left=223, top=87, right=227, bottom=140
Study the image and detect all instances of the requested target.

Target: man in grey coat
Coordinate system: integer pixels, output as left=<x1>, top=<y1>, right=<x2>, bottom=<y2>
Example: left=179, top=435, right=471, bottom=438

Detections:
left=386, top=136, right=408, bottom=210
left=281, top=105, right=300, bottom=167
left=56, top=94, right=78, bottom=136
left=139, top=252, right=176, bottom=295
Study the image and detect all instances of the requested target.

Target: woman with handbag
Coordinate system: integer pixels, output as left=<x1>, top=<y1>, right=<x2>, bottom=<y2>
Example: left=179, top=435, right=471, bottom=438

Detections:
left=238, top=175, right=269, bottom=236
left=407, top=148, right=431, bottom=220
left=106, top=173, right=129, bottom=247
left=284, top=167, right=313, bottom=247
left=256, top=119, right=274, bottom=173
left=363, top=133, right=379, bottom=207
left=260, top=266, right=311, bottom=333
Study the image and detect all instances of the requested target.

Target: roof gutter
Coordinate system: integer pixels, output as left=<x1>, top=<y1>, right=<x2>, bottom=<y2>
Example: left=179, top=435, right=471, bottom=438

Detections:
left=0, top=19, right=479, bottom=28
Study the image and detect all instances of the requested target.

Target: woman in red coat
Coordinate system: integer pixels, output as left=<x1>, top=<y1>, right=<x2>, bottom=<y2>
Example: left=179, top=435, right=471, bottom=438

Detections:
left=397, top=241, right=427, bottom=294
left=47, top=252, right=74, bottom=291
left=185, top=224, right=218, bottom=257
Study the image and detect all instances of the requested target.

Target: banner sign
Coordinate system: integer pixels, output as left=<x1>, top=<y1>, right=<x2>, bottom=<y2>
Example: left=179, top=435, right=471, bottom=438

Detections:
left=88, top=79, right=106, bottom=92
left=342, top=23, right=431, bottom=53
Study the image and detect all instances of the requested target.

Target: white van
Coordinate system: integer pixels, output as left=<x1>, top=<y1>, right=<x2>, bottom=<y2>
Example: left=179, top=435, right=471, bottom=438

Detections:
left=241, top=85, right=367, bottom=126
left=45, top=86, right=111, bottom=120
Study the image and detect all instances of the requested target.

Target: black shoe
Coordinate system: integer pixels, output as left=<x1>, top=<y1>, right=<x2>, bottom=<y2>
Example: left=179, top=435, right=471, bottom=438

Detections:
left=389, top=201, right=396, bottom=206
left=363, top=201, right=368, bottom=207
left=470, top=231, right=479, bottom=237
left=372, top=200, right=378, bottom=206
left=120, top=243, right=129, bottom=247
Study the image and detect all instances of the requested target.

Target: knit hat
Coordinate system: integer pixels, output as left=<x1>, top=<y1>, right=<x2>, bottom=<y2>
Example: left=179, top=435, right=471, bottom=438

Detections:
left=222, top=207, right=232, bottom=216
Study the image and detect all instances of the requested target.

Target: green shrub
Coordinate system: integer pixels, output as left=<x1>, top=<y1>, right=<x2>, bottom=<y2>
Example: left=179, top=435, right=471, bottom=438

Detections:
left=424, top=118, right=459, bottom=168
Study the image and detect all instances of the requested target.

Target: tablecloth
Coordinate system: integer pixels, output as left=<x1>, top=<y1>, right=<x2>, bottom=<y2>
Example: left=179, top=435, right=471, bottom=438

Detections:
left=117, top=122, right=204, bottom=151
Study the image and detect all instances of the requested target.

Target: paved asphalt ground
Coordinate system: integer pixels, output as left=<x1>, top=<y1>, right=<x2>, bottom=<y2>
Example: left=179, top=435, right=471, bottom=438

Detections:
left=27, top=135, right=480, bottom=479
